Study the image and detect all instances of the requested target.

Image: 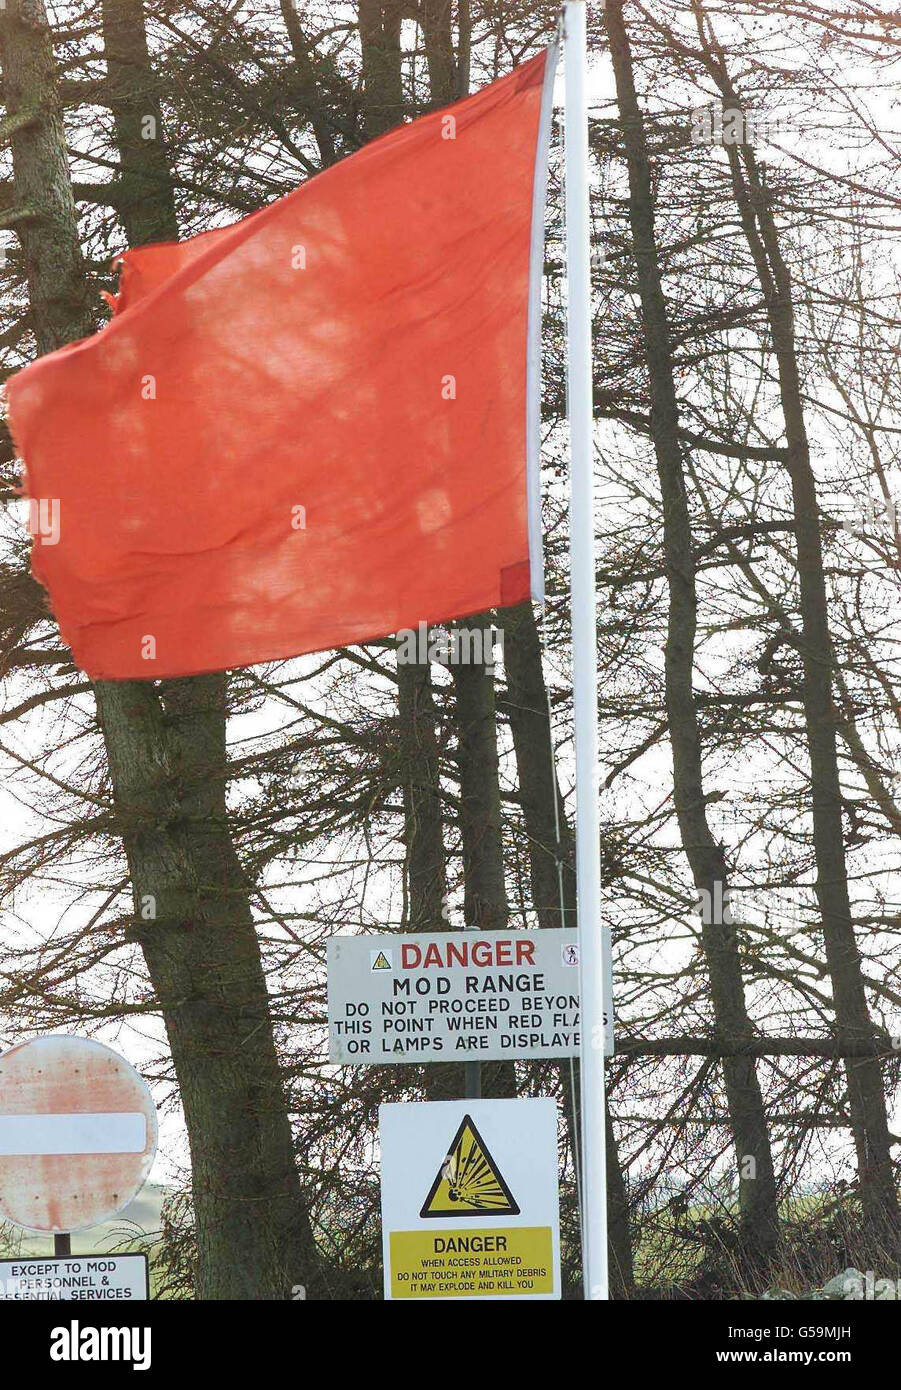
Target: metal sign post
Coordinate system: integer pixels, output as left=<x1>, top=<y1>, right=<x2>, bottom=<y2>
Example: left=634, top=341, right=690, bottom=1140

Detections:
left=563, top=0, right=609, bottom=1302
left=463, top=922, right=482, bottom=1100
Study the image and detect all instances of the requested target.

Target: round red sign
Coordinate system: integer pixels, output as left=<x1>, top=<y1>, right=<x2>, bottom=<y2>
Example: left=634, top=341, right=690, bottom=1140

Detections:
left=0, top=1035, right=158, bottom=1234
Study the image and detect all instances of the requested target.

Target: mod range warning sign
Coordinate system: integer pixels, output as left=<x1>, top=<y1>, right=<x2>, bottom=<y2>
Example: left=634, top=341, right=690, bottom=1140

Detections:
left=328, top=929, right=601, bottom=1063
left=380, top=1098, right=560, bottom=1300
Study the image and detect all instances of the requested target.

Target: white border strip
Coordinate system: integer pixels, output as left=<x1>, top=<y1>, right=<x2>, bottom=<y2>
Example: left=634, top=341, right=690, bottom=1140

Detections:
left=0, top=1112, right=147, bottom=1156
left=526, top=40, right=560, bottom=607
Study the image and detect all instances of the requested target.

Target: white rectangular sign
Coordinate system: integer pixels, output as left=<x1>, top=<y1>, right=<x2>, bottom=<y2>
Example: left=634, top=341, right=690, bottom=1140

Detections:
left=0, top=1254, right=148, bottom=1302
left=0, top=1112, right=146, bottom=1156
left=328, top=928, right=612, bottom=1062
left=380, top=1098, right=561, bottom=1301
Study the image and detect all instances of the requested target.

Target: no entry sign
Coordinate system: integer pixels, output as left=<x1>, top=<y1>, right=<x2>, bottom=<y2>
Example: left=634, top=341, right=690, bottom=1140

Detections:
left=380, top=1098, right=561, bottom=1300
left=328, top=928, right=613, bottom=1063
left=0, top=1036, right=157, bottom=1234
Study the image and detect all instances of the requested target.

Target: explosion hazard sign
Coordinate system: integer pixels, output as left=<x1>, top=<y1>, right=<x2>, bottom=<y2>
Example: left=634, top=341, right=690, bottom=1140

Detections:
left=420, top=1114, right=519, bottom=1216
left=380, top=1098, right=560, bottom=1300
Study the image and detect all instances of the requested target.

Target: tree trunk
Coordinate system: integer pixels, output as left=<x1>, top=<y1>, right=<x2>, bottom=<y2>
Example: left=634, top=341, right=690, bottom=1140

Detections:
left=358, top=0, right=404, bottom=140
left=278, top=0, right=337, bottom=167
left=94, top=677, right=321, bottom=1299
left=100, top=0, right=177, bottom=245
left=450, top=616, right=516, bottom=1100
left=502, top=602, right=575, bottom=931
left=606, top=0, right=781, bottom=1267
left=0, top=0, right=95, bottom=353
left=97, top=0, right=323, bottom=1298
left=691, top=2, right=900, bottom=1241
left=456, top=0, right=471, bottom=100
left=354, top=3, right=449, bottom=943
left=420, top=0, right=456, bottom=109
left=452, top=617, right=508, bottom=931
left=0, top=0, right=323, bottom=1298
left=355, top=6, right=465, bottom=1111
left=395, top=645, right=447, bottom=929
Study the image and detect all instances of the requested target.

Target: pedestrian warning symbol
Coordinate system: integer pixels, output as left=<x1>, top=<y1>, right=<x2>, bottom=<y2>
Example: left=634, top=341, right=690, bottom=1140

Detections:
left=420, top=1114, right=520, bottom=1218
left=371, top=950, right=392, bottom=971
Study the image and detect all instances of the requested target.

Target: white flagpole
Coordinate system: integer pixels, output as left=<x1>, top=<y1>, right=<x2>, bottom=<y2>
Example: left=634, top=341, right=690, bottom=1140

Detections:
left=563, top=0, right=608, bottom=1301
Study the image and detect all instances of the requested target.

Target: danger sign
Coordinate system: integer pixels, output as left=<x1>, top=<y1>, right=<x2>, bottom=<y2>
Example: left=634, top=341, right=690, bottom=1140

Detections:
left=328, top=928, right=612, bottom=1063
left=0, top=1036, right=158, bottom=1234
left=380, top=1098, right=560, bottom=1301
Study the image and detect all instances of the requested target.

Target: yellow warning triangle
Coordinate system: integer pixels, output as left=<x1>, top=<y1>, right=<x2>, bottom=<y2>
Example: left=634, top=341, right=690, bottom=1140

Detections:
left=420, top=1114, right=520, bottom=1217
left=372, top=951, right=391, bottom=970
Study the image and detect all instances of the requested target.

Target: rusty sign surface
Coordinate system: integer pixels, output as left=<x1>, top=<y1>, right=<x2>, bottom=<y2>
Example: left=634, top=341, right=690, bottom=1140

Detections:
left=0, top=1036, right=157, bottom=1234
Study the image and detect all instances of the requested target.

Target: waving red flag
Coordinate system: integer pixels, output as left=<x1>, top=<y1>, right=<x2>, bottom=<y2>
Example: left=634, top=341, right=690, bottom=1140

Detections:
left=6, top=49, right=554, bottom=680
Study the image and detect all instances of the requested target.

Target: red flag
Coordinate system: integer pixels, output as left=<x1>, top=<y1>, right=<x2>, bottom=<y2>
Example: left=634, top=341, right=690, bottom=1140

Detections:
left=7, top=49, right=555, bottom=680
